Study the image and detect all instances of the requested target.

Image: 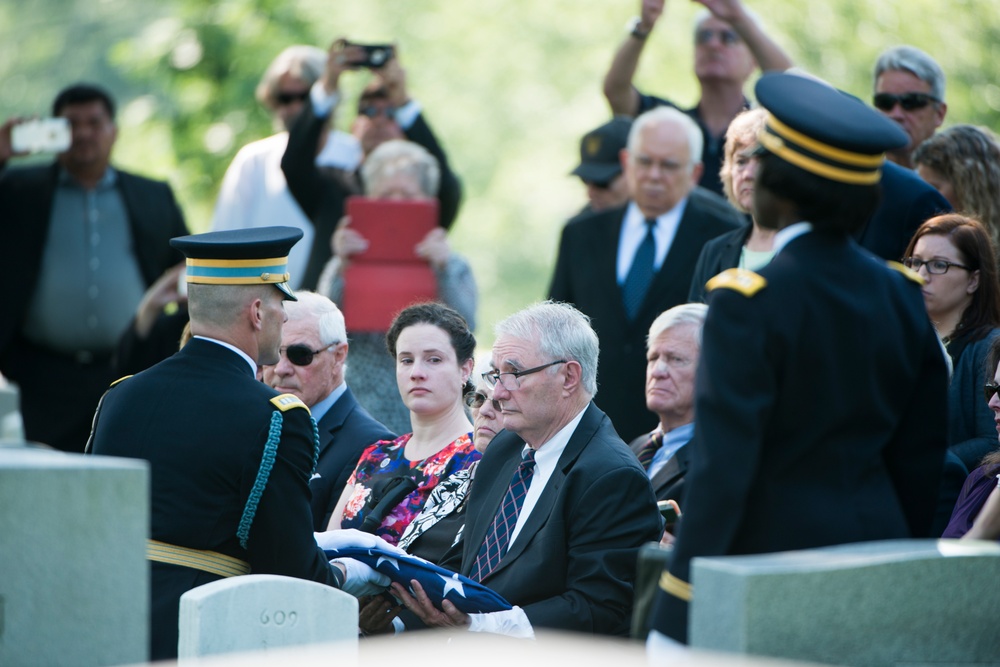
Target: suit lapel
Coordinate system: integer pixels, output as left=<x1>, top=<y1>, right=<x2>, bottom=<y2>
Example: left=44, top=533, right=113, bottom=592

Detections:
left=596, top=210, right=627, bottom=317
left=461, top=432, right=522, bottom=574
left=315, top=387, right=354, bottom=456
left=639, top=200, right=702, bottom=319
left=486, top=404, right=601, bottom=578
left=650, top=443, right=690, bottom=495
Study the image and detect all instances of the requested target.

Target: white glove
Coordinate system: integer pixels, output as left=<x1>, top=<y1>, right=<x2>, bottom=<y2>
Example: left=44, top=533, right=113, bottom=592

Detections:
left=333, top=557, right=391, bottom=598
left=314, top=528, right=407, bottom=556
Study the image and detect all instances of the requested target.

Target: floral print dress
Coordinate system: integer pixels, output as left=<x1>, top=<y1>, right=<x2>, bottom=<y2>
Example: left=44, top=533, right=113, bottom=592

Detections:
left=340, top=432, right=479, bottom=545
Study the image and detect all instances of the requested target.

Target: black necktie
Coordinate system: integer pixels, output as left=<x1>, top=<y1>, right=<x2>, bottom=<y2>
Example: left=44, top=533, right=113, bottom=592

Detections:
left=622, top=218, right=657, bottom=320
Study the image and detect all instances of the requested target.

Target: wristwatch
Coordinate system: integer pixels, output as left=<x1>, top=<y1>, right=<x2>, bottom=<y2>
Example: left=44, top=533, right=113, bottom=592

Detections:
left=628, top=17, right=651, bottom=40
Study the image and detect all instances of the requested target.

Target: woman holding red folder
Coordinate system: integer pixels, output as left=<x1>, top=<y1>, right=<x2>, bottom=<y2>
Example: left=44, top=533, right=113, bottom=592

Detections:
left=317, top=140, right=477, bottom=434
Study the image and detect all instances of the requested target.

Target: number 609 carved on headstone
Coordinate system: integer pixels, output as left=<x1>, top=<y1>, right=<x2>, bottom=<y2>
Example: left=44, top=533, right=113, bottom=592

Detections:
left=259, top=609, right=298, bottom=626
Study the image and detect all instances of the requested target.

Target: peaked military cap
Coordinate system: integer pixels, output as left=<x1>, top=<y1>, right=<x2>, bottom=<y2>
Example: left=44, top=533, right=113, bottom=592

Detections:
left=170, top=226, right=304, bottom=300
left=754, top=72, right=909, bottom=185
left=571, top=116, right=633, bottom=184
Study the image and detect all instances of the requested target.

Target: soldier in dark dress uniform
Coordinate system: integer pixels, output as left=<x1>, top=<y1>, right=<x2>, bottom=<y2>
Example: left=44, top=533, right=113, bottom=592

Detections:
left=88, top=227, right=381, bottom=661
left=648, top=73, right=950, bottom=648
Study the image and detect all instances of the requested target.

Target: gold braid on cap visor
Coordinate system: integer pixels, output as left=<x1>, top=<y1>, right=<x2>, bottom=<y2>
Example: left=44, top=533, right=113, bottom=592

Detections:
left=758, top=113, right=885, bottom=185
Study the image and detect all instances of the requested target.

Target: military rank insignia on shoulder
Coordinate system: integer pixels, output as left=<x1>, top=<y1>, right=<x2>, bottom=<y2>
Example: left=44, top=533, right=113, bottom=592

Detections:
left=886, top=260, right=926, bottom=286
left=706, top=268, right=767, bottom=297
left=270, top=393, right=310, bottom=413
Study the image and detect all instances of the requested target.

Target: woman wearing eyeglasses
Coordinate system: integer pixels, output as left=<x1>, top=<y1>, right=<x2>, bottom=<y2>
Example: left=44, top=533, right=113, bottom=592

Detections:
left=942, top=337, right=1000, bottom=540
left=903, top=214, right=1000, bottom=470
left=326, top=303, right=480, bottom=548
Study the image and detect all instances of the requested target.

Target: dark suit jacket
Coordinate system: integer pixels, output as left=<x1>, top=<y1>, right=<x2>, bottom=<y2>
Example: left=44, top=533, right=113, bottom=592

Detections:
left=90, top=339, right=339, bottom=660
left=0, top=163, right=187, bottom=450
left=854, top=160, right=951, bottom=261
left=688, top=223, right=752, bottom=302
left=309, top=386, right=396, bottom=530
left=282, top=98, right=462, bottom=290
left=651, top=231, right=949, bottom=642
left=628, top=431, right=692, bottom=504
left=444, top=402, right=662, bottom=635
left=548, top=189, right=743, bottom=442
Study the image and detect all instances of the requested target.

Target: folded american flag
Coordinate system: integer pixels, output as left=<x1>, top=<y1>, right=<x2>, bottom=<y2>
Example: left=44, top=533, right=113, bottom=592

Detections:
left=324, top=546, right=512, bottom=614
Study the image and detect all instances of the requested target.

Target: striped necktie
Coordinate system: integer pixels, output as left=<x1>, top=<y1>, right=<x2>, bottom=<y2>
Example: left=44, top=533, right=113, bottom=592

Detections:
left=469, top=448, right=537, bottom=582
left=636, top=431, right=663, bottom=471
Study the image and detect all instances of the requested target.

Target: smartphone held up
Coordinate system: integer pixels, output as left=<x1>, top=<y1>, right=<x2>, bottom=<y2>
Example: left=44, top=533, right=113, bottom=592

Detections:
left=11, top=118, right=71, bottom=154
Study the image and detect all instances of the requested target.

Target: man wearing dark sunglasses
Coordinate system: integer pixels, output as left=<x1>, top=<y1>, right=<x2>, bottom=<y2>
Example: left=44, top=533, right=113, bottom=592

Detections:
left=261, top=291, right=394, bottom=530
left=602, top=0, right=791, bottom=196
left=872, top=45, right=948, bottom=169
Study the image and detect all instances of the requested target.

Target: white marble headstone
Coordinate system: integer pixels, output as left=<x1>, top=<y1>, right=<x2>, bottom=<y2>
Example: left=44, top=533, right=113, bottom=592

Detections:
left=178, top=574, right=359, bottom=659
left=690, top=538, right=1000, bottom=666
left=0, top=447, right=149, bottom=666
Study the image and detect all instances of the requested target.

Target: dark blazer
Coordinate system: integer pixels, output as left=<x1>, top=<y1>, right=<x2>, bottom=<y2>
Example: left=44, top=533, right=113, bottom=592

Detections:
left=628, top=431, right=692, bottom=504
left=90, top=339, right=340, bottom=660
left=281, top=98, right=463, bottom=290
left=309, top=386, right=396, bottom=530
left=446, top=402, right=662, bottom=635
left=688, top=223, right=752, bottom=302
left=0, top=163, right=188, bottom=450
left=854, top=160, right=951, bottom=261
left=548, top=189, right=743, bottom=442
left=650, top=231, right=949, bottom=642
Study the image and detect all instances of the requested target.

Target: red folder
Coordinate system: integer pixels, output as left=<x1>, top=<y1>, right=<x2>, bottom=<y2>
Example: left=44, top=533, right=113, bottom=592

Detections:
left=342, top=197, right=440, bottom=332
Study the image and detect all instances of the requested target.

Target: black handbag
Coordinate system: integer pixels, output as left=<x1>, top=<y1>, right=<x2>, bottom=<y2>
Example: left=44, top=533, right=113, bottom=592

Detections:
left=359, top=472, right=419, bottom=534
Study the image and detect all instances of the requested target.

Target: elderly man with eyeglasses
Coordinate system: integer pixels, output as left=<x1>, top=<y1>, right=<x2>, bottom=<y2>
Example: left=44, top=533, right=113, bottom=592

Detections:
left=602, top=0, right=792, bottom=195
left=261, top=290, right=394, bottom=530
left=392, top=301, right=662, bottom=637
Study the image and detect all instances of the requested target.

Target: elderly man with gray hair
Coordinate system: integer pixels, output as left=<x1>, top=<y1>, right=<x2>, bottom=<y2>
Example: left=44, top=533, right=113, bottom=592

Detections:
left=873, top=45, right=948, bottom=169
left=260, top=291, right=394, bottom=530
left=394, top=301, right=662, bottom=637
left=629, top=303, right=707, bottom=511
left=549, top=106, right=743, bottom=443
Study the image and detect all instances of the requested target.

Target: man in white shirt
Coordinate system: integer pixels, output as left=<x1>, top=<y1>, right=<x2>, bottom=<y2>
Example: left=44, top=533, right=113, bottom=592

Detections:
left=394, top=301, right=662, bottom=636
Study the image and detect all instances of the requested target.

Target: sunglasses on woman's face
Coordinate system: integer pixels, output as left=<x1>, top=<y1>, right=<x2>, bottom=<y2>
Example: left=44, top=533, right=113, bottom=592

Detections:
left=280, top=343, right=337, bottom=366
left=984, top=382, right=1000, bottom=404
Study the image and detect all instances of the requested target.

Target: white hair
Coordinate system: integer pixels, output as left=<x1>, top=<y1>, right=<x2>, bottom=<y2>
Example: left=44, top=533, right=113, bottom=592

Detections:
left=628, top=106, right=704, bottom=169
left=282, top=290, right=346, bottom=345
left=647, top=303, right=708, bottom=349
left=495, top=301, right=599, bottom=397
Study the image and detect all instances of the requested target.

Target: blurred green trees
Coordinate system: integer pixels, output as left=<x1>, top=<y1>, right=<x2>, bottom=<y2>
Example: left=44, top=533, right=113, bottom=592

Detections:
left=2, top=0, right=997, bottom=344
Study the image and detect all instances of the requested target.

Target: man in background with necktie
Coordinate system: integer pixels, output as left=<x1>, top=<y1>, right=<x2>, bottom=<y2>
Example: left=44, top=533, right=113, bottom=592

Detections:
left=629, top=303, right=706, bottom=516
left=549, top=106, right=742, bottom=442
left=393, top=301, right=662, bottom=636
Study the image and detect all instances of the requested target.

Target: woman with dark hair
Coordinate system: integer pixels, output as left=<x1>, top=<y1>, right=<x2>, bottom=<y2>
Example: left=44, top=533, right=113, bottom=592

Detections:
left=943, top=335, right=1000, bottom=539
left=325, top=302, right=480, bottom=545
left=903, top=214, right=1000, bottom=468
